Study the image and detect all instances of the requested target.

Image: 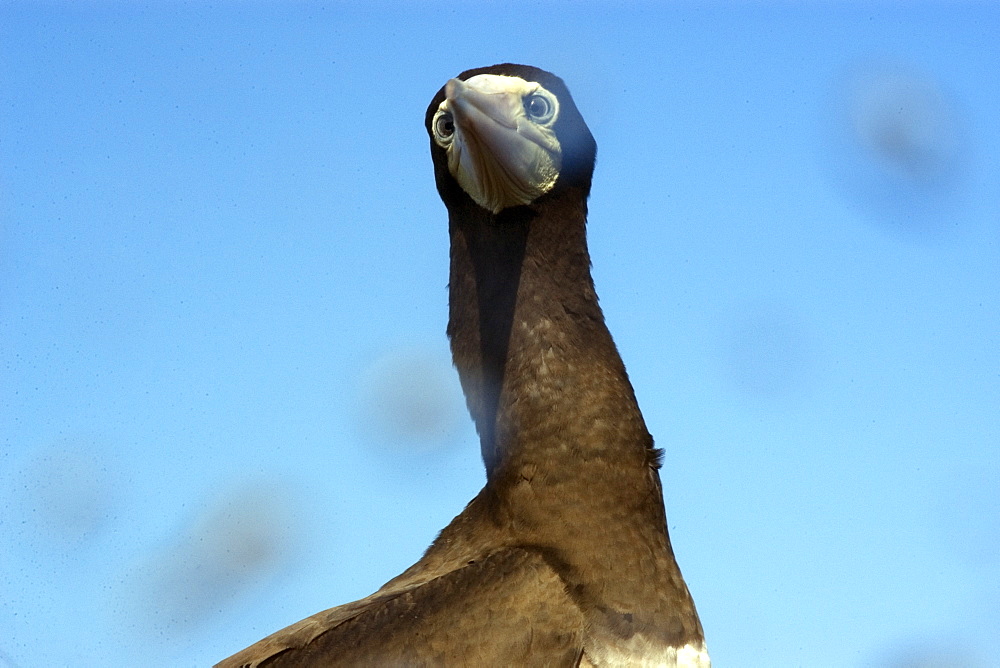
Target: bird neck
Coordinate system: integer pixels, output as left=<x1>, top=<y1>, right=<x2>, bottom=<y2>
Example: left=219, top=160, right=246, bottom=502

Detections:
left=446, top=188, right=653, bottom=482
left=439, top=188, right=706, bottom=656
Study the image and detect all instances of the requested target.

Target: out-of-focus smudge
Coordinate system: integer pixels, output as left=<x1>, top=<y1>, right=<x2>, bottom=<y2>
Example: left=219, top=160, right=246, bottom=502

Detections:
left=118, top=480, right=301, bottom=639
left=721, top=302, right=816, bottom=401
left=825, top=61, right=968, bottom=240
left=871, top=640, right=986, bottom=668
left=18, top=435, right=120, bottom=546
left=355, top=345, right=465, bottom=451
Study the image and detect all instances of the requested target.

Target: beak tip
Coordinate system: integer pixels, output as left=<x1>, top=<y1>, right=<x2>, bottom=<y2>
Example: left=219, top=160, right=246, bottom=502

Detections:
left=445, top=78, right=464, bottom=102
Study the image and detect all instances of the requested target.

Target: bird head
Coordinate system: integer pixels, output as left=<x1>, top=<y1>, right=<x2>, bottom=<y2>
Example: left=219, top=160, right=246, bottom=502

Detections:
left=426, top=64, right=597, bottom=214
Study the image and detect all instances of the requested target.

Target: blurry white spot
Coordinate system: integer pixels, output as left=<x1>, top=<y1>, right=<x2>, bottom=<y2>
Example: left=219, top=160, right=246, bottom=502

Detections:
left=121, top=481, right=300, bottom=635
left=936, top=469, right=1000, bottom=568
left=723, top=303, right=813, bottom=400
left=874, top=640, right=986, bottom=668
left=0, top=647, right=21, bottom=668
left=21, top=436, right=119, bottom=545
left=826, top=61, right=967, bottom=238
left=356, top=346, right=464, bottom=450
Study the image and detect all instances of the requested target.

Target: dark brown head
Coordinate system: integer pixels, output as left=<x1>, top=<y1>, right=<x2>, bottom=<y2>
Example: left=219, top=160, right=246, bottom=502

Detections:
left=425, top=64, right=597, bottom=215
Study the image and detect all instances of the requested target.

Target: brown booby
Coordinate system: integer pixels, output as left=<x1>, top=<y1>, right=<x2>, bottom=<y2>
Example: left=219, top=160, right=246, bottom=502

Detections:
left=217, top=63, right=709, bottom=667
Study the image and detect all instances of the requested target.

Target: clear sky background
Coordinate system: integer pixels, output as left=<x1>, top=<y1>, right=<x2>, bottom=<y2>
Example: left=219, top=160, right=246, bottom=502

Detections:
left=2, top=2, right=998, bottom=667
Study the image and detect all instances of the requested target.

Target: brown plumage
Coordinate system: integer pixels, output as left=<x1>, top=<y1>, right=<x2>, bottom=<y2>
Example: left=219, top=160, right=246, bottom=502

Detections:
left=217, top=63, right=708, bottom=668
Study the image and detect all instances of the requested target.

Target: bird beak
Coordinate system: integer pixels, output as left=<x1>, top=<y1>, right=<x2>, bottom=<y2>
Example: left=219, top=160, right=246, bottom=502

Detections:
left=447, top=77, right=519, bottom=132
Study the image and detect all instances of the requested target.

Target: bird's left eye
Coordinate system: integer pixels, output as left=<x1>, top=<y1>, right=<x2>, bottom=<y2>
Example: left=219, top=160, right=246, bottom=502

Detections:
left=524, top=94, right=555, bottom=123
left=433, top=109, right=455, bottom=145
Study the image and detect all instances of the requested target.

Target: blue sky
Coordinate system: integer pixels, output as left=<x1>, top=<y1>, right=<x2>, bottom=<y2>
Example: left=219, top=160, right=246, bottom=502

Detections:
left=1, top=2, right=998, bottom=666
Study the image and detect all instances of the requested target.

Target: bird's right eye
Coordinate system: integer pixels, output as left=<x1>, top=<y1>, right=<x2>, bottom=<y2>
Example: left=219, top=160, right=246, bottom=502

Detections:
left=433, top=110, right=455, bottom=144
left=524, top=94, right=552, bottom=122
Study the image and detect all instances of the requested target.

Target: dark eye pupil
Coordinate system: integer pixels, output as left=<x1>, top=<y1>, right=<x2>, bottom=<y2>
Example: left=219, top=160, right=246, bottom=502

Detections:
left=436, top=113, right=454, bottom=137
left=526, top=95, right=549, bottom=119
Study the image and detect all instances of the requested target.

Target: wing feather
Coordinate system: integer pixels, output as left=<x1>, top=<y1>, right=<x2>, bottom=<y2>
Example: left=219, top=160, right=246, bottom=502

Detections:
left=216, top=548, right=585, bottom=668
